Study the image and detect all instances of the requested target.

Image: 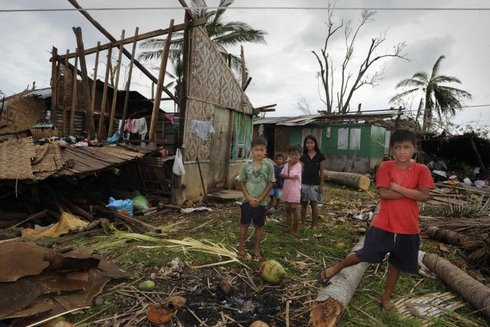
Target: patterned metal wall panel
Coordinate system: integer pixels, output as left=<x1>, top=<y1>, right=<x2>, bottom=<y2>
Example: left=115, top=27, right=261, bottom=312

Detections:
left=188, top=27, right=253, bottom=114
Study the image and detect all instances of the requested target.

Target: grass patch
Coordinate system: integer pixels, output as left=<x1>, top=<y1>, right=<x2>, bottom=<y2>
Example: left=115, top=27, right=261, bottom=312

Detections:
left=48, top=184, right=488, bottom=326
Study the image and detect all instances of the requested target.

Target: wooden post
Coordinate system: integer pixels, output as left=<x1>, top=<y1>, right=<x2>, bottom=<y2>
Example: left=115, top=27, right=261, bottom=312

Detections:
left=149, top=20, right=174, bottom=146
left=98, top=46, right=112, bottom=139
left=469, top=136, right=488, bottom=173
left=240, top=45, right=248, bottom=90
left=69, top=48, right=78, bottom=136
left=108, top=30, right=125, bottom=137
left=119, top=27, right=139, bottom=136
left=177, top=13, right=192, bottom=149
left=90, top=41, right=101, bottom=139
left=67, top=0, right=178, bottom=104
left=50, top=47, right=59, bottom=125
left=62, top=49, right=70, bottom=136
left=73, top=27, right=96, bottom=139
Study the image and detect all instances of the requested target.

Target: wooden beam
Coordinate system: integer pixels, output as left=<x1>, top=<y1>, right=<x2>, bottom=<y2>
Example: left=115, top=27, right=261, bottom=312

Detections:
left=119, top=27, right=139, bottom=135
left=50, top=47, right=59, bottom=125
left=177, top=12, right=192, bottom=148
left=178, top=0, right=195, bottom=19
left=73, top=27, right=96, bottom=139
left=254, top=104, right=277, bottom=111
left=90, top=42, right=100, bottom=138
left=62, top=49, right=70, bottom=136
left=243, top=77, right=252, bottom=91
left=69, top=48, right=78, bottom=135
left=55, top=29, right=185, bottom=61
left=67, top=0, right=188, bottom=104
left=149, top=20, right=174, bottom=145
left=97, top=46, right=112, bottom=139
left=108, top=30, right=125, bottom=137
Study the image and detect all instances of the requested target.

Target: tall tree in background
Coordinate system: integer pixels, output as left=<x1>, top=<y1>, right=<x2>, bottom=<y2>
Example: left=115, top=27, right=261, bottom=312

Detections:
left=313, top=8, right=406, bottom=114
left=139, top=0, right=266, bottom=93
left=390, top=55, right=472, bottom=131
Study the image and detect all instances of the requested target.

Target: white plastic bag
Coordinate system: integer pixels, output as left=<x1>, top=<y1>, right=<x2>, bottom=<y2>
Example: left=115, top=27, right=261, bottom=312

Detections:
left=172, top=148, right=186, bottom=176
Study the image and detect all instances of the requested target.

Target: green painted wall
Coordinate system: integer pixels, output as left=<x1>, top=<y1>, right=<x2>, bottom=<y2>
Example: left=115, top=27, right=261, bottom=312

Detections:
left=370, top=125, right=387, bottom=157
left=288, top=128, right=302, bottom=147
left=231, top=113, right=253, bottom=159
left=282, top=123, right=386, bottom=159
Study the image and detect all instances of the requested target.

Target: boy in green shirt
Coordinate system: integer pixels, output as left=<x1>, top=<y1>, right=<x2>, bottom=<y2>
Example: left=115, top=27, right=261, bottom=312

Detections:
left=237, top=136, right=275, bottom=261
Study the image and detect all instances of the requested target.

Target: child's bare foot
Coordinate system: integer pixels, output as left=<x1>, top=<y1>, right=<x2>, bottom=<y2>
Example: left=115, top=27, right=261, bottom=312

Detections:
left=237, top=250, right=245, bottom=261
left=317, top=266, right=337, bottom=284
left=380, top=297, right=396, bottom=310
left=253, top=252, right=262, bottom=262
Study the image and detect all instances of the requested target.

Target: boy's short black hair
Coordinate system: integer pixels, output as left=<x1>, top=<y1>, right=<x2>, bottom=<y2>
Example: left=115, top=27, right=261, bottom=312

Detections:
left=390, top=129, right=417, bottom=147
left=287, top=144, right=302, bottom=154
left=251, top=136, right=267, bottom=148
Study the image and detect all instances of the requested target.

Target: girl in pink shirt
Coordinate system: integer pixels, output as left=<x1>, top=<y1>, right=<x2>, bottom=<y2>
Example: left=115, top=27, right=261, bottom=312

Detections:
left=280, top=144, right=303, bottom=234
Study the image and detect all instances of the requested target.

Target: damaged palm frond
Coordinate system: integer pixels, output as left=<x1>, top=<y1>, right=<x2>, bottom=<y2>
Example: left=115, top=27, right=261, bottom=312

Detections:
left=109, top=230, right=248, bottom=268
left=431, top=194, right=490, bottom=218
left=394, top=291, right=484, bottom=327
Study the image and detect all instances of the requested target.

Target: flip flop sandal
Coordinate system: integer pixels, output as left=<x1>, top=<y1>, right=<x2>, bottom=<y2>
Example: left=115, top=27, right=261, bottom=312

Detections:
left=253, top=253, right=262, bottom=262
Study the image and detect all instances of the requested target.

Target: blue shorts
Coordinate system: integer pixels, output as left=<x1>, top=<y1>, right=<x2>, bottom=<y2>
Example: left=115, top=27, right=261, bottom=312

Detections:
left=240, top=202, right=266, bottom=227
left=355, top=226, right=420, bottom=274
left=269, top=188, right=283, bottom=198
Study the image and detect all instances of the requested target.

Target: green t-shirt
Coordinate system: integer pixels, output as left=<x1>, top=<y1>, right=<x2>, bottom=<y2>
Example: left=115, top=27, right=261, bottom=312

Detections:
left=238, top=160, right=276, bottom=205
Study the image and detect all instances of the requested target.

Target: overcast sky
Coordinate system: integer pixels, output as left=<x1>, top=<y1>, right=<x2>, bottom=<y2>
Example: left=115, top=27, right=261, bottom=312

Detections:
left=1, top=0, right=489, bottom=131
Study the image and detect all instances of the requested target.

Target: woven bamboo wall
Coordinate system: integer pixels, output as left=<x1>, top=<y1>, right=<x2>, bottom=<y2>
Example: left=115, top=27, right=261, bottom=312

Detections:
left=0, top=97, right=46, bottom=133
left=183, top=27, right=254, bottom=162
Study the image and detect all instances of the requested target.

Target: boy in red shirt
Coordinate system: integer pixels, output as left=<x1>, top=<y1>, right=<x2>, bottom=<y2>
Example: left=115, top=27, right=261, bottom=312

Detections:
left=317, top=129, right=434, bottom=309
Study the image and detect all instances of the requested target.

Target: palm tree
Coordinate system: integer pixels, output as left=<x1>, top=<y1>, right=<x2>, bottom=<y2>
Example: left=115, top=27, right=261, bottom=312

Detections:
left=139, top=0, right=266, bottom=92
left=390, top=55, right=471, bottom=131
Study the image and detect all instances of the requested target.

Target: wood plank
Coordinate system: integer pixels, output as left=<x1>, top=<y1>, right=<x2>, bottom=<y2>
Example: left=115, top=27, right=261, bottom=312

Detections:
left=108, top=30, right=125, bottom=135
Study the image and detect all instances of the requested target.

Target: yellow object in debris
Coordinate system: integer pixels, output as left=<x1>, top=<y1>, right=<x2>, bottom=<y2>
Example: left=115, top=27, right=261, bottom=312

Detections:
left=21, top=212, right=88, bottom=240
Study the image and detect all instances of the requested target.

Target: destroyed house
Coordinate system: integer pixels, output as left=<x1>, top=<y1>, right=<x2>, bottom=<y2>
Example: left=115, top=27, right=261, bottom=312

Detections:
left=254, top=110, right=401, bottom=173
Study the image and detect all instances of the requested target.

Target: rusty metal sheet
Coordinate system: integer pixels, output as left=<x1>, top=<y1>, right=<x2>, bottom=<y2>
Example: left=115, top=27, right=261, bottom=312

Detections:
left=0, top=241, right=53, bottom=282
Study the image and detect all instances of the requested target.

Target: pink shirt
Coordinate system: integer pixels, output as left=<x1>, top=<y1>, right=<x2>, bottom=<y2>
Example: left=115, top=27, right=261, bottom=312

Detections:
left=281, top=162, right=302, bottom=203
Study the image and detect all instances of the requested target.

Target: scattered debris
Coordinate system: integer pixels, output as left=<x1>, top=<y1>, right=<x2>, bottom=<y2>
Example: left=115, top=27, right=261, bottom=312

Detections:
left=395, top=292, right=465, bottom=326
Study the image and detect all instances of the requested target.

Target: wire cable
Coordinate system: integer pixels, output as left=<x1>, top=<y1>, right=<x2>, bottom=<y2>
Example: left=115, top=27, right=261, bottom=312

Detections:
left=2, top=6, right=490, bottom=13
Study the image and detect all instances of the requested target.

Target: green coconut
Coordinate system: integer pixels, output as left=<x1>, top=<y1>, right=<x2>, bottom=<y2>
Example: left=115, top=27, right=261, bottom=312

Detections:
left=259, top=260, right=287, bottom=285
left=138, top=280, right=156, bottom=292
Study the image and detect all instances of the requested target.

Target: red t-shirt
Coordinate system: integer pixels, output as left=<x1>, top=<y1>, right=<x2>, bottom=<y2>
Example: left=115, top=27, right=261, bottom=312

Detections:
left=371, top=161, right=435, bottom=234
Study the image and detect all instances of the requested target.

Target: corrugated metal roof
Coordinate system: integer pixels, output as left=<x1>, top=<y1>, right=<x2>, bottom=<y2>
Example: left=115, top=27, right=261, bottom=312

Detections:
left=253, top=111, right=400, bottom=126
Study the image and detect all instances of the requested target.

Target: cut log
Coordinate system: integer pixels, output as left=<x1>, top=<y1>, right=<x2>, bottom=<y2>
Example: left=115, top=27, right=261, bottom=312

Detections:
left=310, top=237, right=369, bottom=327
left=93, top=204, right=160, bottom=233
left=422, top=252, right=490, bottom=317
left=323, top=170, right=371, bottom=191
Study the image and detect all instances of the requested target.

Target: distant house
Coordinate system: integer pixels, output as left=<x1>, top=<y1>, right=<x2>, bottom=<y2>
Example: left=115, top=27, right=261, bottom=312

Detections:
left=254, top=110, right=401, bottom=173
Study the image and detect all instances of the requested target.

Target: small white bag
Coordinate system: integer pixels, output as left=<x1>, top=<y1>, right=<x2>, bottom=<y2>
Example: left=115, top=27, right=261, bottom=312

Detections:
left=172, top=148, right=186, bottom=176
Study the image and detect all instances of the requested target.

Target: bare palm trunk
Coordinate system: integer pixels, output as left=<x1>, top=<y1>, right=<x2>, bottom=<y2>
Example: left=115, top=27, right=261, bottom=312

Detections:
left=422, top=252, right=490, bottom=317
left=310, top=237, right=369, bottom=326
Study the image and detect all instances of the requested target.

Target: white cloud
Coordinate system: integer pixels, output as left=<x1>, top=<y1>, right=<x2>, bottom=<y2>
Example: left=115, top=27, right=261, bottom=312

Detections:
left=1, top=0, right=489, bottom=129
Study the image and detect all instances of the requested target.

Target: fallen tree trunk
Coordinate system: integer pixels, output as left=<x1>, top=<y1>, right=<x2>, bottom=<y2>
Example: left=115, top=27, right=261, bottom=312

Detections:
left=422, top=252, right=490, bottom=317
left=323, top=170, right=370, bottom=191
left=425, top=226, right=469, bottom=245
left=310, top=237, right=369, bottom=327
left=425, top=226, right=487, bottom=265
